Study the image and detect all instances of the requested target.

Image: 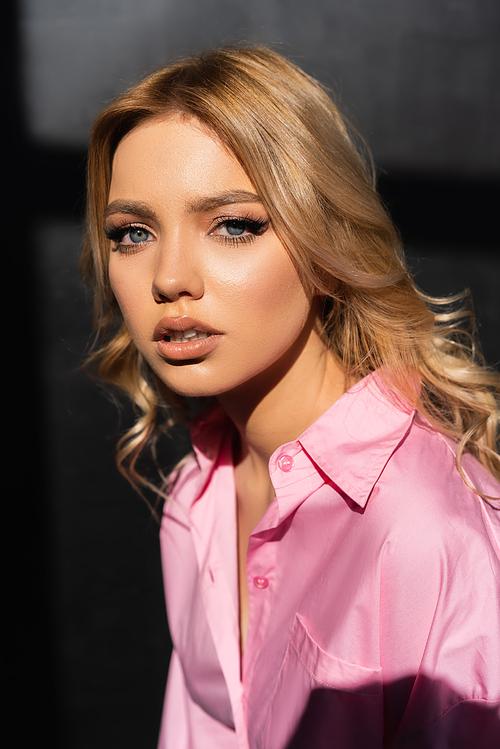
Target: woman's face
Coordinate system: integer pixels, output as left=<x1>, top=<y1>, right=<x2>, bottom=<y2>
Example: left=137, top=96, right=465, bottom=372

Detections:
left=107, top=114, right=322, bottom=399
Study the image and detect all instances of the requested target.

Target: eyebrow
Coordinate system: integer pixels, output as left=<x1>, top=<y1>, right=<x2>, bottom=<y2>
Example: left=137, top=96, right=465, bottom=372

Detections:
left=186, top=190, right=262, bottom=213
left=104, top=200, right=159, bottom=223
left=104, top=191, right=262, bottom=222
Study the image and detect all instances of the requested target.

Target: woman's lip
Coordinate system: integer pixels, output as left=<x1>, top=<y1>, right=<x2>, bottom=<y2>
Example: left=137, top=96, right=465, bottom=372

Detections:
left=153, top=316, right=221, bottom=341
left=153, top=316, right=223, bottom=361
left=155, top=333, right=223, bottom=361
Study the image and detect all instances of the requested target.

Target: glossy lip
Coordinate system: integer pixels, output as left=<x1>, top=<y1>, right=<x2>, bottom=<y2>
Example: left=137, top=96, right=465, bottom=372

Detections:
left=153, top=316, right=223, bottom=362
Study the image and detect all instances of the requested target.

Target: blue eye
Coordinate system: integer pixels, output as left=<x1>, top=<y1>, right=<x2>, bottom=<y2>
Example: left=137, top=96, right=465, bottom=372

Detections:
left=104, top=223, right=152, bottom=243
left=225, top=220, right=246, bottom=236
left=104, top=222, right=155, bottom=254
left=129, top=227, right=149, bottom=243
left=210, top=215, right=269, bottom=244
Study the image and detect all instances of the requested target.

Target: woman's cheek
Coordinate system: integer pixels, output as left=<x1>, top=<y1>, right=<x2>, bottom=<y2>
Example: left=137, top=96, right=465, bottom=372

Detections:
left=109, top=265, right=151, bottom=340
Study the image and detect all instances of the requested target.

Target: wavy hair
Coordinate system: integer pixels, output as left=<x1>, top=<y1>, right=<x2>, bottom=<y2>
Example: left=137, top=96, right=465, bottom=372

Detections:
left=80, top=44, right=500, bottom=506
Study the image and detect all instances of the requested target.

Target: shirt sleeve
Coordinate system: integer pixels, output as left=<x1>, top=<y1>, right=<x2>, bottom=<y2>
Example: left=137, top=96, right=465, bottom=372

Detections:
left=157, top=649, right=238, bottom=749
left=378, top=497, right=500, bottom=747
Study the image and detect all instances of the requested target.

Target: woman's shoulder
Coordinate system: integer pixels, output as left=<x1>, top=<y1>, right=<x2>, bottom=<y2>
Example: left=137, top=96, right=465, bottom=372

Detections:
left=402, top=412, right=499, bottom=506
left=370, top=411, right=500, bottom=563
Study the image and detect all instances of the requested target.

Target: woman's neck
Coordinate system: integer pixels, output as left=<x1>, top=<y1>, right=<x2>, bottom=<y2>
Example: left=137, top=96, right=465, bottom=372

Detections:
left=217, top=324, right=346, bottom=478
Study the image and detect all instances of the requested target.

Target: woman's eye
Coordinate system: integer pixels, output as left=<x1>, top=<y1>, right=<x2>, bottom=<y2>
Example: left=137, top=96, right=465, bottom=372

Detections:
left=222, top=220, right=247, bottom=237
left=104, top=223, right=154, bottom=252
left=211, top=216, right=268, bottom=243
left=127, top=227, right=150, bottom=243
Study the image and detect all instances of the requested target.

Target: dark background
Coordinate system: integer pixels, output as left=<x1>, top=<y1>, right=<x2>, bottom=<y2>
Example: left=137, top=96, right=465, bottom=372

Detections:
left=10, top=1, right=499, bottom=747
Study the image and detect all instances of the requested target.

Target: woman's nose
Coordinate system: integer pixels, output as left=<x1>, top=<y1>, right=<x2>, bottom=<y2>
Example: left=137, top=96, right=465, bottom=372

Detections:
left=151, top=241, right=204, bottom=303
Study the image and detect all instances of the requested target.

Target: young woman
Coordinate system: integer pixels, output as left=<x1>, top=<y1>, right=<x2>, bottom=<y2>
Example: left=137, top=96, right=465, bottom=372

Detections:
left=81, top=46, right=500, bottom=748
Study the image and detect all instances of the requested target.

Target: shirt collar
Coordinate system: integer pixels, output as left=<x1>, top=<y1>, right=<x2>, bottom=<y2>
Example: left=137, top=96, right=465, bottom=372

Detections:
left=297, top=371, right=415, bottom=507
left=189, top=371, right=415, bottom=509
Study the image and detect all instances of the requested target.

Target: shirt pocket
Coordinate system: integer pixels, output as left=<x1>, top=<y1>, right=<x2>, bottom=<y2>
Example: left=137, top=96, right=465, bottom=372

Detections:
left=262, top=613, right=384, bottom=749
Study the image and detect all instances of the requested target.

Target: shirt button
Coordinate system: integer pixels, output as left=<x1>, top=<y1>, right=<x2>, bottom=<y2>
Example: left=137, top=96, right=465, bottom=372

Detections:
left=253, top=576, right=269, bottom=589
left=277, top=454, right=294, bottom=472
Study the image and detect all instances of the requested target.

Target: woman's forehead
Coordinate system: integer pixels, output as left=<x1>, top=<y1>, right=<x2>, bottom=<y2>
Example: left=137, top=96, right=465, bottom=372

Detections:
left=109, top=115, right=259, bottom=209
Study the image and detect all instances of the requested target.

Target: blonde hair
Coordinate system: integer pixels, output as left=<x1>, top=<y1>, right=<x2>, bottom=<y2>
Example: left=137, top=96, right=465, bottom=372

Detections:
left=80, top=44, right=500, bottom=505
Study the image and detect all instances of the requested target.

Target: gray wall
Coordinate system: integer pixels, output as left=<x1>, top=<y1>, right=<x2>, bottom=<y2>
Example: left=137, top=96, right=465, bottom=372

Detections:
left=21, top=0, right=500, bottom=175
left=12, top=2, right=499, bottom=748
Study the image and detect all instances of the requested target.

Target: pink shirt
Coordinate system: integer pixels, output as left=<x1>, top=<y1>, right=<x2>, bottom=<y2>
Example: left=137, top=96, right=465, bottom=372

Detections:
left=157, top=372, right=500, bottom=748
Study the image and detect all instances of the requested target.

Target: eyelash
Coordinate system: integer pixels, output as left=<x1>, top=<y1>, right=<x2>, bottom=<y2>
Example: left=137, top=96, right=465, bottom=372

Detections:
left=210, top=215, right=269, bottom=245
left=103, top=214, right=269, bottom=254
left=104, top=222, right=153, bottom=255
